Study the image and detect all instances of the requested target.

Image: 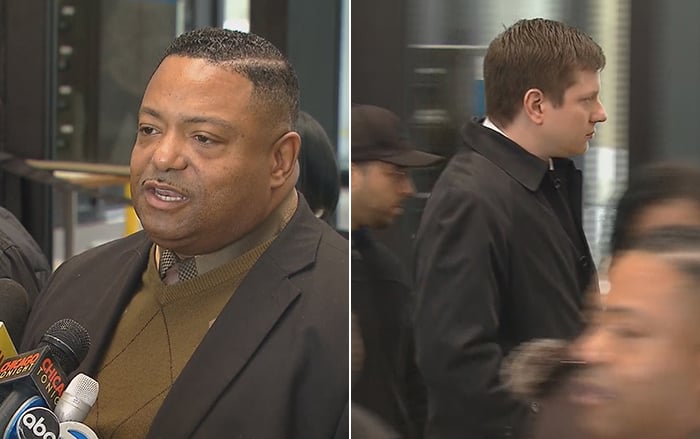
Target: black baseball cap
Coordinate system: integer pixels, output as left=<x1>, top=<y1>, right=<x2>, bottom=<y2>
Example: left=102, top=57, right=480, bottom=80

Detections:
left=352, top=105, right=443, bottom=167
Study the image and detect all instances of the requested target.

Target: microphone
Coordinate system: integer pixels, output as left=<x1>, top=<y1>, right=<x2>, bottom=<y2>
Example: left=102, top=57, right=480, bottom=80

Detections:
left=14, top=407, right=59, bottom=439
left=500, top=338, right=585, bottom=401
left=53, top=375, right=98, bottom=423
left=0, top=319, right=90, bottom=436
left=59, top=421, right=99, bottom=439
left=0, top=279, right=29, bottom=345
left=9, top=406, right=100, bottom=439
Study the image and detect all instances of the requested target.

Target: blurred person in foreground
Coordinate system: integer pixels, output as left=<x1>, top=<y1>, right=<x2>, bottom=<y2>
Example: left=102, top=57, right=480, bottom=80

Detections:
left=609, top=162, right=700, bottom=254
left=0, top=206, right=51, bottom=342
left=413, top=18, right=607, bottom=438
left=0, top=207, right=50, bottom=305
left=21, top=28, right=348, bottom=438
left=533, top=226, right=700, bottom=439
left=522, top=162, right=700, bottom=438
left=295, top=110, right=341, bottom=224
left=351, top=104, right=442, bottom=438
left=0, top=97, right=51, bottom=311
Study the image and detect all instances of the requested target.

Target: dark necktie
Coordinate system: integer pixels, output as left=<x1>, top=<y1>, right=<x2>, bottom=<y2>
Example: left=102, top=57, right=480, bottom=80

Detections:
left=159, top=249, right=198, bottom=284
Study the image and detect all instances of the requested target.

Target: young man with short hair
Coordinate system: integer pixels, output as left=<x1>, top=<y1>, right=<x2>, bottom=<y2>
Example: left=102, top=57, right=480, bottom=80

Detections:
left=414, top=18, right=607, bottom=438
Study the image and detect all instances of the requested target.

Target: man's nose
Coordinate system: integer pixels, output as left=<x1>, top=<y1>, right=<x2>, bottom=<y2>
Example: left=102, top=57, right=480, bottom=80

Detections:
left=152, top=135, right=187, bottom=171
left=593, top=99, right=607, bottom=124
left=401, top=176, right=416, bottom=197
left=570, top=325, right=609, bottom=366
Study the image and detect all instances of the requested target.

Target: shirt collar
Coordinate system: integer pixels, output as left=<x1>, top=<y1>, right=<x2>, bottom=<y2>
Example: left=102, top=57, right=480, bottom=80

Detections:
left=483, top=117, right=555, bottom=170
left=482, top=117, right=507, bottom=137
left=469, top=117, right=550, bottom=192
left=156, top=190, right=298, bottom=276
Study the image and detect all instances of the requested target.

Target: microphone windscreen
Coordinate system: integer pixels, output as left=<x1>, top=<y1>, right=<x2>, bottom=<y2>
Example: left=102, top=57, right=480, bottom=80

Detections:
left=500, top=338, right=575, bottom=401
left=40, top=319, right=91, bottom=375
left=0, top=278, right=29, bottom=343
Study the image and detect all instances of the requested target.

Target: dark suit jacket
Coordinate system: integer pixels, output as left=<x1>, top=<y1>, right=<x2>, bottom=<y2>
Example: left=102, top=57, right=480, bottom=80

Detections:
left=352, top=229, right=426, bottom=439
left=525, top=374, right=589, bottom=439
left=21, top=197, right=349, bottom=438
left=413, top=120, right=595, bottom=439
left=352, top=403, right=403, bottom=439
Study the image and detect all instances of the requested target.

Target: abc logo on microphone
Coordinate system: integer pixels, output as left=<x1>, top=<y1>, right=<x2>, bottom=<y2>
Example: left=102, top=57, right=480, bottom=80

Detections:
left=17, top=407, right=59, bottom=439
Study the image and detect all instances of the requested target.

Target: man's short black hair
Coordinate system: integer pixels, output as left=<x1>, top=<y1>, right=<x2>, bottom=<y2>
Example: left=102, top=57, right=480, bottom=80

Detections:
left=162, top=27, right=299, bottom=129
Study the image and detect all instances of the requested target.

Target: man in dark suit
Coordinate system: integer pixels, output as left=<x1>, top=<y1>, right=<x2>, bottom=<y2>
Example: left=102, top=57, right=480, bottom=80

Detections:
left=21, top=28, right=348, bottom=438
left=413, top=18, right=607, bottom=438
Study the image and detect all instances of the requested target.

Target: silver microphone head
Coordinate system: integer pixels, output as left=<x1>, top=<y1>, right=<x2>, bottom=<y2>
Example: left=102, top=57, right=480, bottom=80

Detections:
left=54, top=373, right=99, bottom=422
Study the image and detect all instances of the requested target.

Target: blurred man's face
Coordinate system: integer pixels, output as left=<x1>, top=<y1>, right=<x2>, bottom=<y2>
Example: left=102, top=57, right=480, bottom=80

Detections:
left=569, top=251, right=700, bottom=439
left=351, top=161, right=415, bottom=229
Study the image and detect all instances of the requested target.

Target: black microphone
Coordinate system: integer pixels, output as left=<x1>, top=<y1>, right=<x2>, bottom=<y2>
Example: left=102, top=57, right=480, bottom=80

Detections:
left=500, top=338, right=585, bottom=401
left=0, top=279, right=29, bottom=344
left=0, top=319, right=90, bottom=435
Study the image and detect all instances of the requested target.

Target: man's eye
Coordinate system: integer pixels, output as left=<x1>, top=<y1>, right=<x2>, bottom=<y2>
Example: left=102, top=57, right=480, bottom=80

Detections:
left=194, top=134, right=212, bottom=144
left=389, top=169, right=408, bottom=178
left=138, top=126, right=157, bottom=135
left=611, top=326, right=644, bottom=339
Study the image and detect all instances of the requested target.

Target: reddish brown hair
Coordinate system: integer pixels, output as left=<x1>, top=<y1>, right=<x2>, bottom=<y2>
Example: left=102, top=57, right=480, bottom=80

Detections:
left=484, top=18, right=605, bottom=126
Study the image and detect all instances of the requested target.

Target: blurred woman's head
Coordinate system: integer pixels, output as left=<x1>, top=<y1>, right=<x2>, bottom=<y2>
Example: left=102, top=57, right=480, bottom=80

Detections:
left=611, top=163, right=700, bottom=254
left=295, top=111, right=341, bottom=223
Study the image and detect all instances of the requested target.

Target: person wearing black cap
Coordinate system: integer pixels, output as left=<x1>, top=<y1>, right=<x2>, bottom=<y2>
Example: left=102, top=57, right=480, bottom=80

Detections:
left=351, top=104, right=442, bottom=439
left=351, top=105, right=442, bottom=230
left=412, top=18, right=607, bottom=439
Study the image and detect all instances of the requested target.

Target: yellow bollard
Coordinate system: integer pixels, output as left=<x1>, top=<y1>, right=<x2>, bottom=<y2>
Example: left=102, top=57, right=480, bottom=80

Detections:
left=124, top=183, right=141, bottom=236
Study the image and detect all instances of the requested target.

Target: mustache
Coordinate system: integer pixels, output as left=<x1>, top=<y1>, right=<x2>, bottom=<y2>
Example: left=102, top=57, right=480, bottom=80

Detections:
left=138, top=175, right=186, bottom=189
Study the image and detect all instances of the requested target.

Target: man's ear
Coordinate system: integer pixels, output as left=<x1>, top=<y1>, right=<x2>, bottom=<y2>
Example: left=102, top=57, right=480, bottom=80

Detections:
left=523, top=88, right=546, bottom=125
left=270, top=131, right=301, bottom=189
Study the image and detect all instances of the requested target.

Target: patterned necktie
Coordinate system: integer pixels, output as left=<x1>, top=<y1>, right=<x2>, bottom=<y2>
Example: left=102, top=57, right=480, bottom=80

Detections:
left=159, top=249, right=198, bottom=284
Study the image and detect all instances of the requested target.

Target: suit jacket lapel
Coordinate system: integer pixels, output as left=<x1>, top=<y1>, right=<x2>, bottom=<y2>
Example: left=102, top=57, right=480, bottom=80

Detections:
left=148, top=200, right=322, bottom=438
